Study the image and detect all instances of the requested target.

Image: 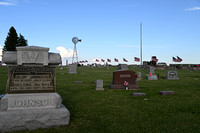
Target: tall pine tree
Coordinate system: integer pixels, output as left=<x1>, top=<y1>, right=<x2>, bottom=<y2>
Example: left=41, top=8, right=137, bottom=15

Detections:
left=3, top=26, right=18, bottom=51
left=18, top=34, right=28, bottom=47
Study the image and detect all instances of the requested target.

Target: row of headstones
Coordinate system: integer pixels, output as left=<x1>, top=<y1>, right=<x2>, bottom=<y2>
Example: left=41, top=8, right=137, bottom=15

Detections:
left=68, top=65, right=179, bottom=81
left=147, top=66, right=179, bottom=80
left=68, top=64, right=128, bottom=74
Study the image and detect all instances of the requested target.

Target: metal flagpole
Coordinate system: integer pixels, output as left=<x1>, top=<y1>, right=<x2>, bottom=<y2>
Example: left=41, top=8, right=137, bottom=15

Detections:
left=140, top=22, right=143, bottom=66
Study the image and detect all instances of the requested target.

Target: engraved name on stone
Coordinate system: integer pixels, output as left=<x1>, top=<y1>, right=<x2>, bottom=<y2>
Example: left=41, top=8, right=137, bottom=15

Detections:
left=8, top=98, right=54, bottom=108
left=169, top=72, right=177, bottom=77
left=120, top=74, right=131, bottom=78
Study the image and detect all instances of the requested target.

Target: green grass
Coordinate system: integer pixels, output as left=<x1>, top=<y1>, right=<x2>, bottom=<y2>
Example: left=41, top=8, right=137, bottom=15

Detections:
left=1, top=66, right=200, bottom=133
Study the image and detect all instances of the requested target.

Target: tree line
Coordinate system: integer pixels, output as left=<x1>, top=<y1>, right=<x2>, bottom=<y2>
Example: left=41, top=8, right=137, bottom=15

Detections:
left=3, top=26, right=28, bottom=51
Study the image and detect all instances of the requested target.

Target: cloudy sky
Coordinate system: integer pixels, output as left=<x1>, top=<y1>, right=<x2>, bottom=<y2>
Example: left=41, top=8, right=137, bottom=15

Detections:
left=0, top=0, right=200, bottom=65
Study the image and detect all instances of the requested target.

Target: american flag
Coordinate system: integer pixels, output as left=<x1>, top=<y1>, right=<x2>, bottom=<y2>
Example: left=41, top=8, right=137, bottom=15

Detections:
left=134, top=57, right=140, bottom=62
left=107, top=59, right=111, bottom=62
left=123, top=58, right=128, bottom=62
left=152, top=58, right=158, bottom=62
left=96, top=59, right=99, bottom=62
left=114, top=58, right=119, bottom=62
left=173, top=57, right=177, bottom=62
left=176, top=56, right=182, bottom=62
left=101, top=59, right=105, bottom=62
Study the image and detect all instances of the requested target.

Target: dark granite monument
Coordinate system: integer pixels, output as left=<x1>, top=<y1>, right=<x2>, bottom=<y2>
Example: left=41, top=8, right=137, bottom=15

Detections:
left=109, top=70, right=139, bottom=90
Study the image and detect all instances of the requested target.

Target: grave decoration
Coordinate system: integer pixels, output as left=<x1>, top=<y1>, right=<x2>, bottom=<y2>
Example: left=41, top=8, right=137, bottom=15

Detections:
left=124, top=81, right=129, bottom=90
left=136, top=72, right=141, bottom=81
left=110, top=70, right=139, bottom=90
left=0, top=46, right=70, bottom=132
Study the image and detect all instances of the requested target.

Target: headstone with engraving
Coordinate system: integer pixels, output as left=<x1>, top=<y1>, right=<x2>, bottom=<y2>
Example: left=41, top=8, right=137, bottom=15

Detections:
left=166, top=71, right=179, bottom=80
left=118, top=64, right=128, bottom=70
left=0, top=46, right=70, bottom=132
left=110, top=70, right=139, bottom=89
left=68, top=64, right=77, bottom=74
left=96, top=80, right=104, bottom=90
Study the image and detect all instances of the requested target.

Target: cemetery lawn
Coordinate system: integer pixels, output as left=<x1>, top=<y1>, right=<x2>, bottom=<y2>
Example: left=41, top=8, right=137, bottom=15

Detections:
left=0, top=66, right=200, bottom=133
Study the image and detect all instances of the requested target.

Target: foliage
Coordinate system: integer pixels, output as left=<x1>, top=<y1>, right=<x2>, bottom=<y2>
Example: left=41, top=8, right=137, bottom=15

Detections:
left=3, top=26, right=18, bottom=51
left=3, top=26, right=28, bottom=51
left=17, top=34, right=28, bottom=47
left=0, top=66, right=200, bottom=133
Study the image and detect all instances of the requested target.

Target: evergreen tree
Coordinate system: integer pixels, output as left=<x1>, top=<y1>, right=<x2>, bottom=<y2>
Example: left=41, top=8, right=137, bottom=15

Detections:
left=17, top=34, right=28, bottom=47
left=3, top=26, right=18, bottom=51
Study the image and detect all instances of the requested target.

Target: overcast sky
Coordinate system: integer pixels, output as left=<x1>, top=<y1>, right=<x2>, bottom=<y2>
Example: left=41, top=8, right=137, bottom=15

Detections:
left=0, top=0, right=200, bottom=64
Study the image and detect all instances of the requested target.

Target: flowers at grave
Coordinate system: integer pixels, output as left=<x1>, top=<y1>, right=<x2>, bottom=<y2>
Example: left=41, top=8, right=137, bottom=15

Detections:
left=124, top=81, right=129, bottom=86
left=149, top=73, right=152, bottom=76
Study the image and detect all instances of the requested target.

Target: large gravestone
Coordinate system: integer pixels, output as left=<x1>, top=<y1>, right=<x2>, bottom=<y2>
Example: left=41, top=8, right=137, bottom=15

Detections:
left=166, top=71, right=179, bottom=80
left=0, top=46, right=70, bottom=132
left=110, top=70, right=139, bottom=89
left=118, top=64, right=128, bottom=70
left=68, top=64, right=77, bottom=74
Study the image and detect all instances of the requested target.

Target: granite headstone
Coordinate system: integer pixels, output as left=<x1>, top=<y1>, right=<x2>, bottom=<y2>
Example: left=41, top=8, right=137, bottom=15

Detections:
left=0, top=46, right=70, bottom=132
left=110, top=70, right=139, bottom=89
left=68, top=64, right=77, bottom=74
left=166, top=71, right=179, bottom=80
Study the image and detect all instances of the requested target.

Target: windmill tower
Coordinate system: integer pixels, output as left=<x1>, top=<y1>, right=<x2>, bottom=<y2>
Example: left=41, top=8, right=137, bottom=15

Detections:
left=72, top=37, right=81, bottom=64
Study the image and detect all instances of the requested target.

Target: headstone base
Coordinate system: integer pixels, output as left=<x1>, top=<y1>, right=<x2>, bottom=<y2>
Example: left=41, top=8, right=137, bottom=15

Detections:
left=147, top=75, right=158, bottom=80
left=96, top=88, right=104, bottom=91
left=166, top=77, right=179, bottom=80
left=109, top=84, right=139, bottom=90
left=0, top=104, right=70, bottom=133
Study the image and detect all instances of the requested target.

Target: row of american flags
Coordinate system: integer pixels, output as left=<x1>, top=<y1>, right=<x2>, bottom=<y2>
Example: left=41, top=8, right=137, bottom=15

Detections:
left=95, top=57, right=140, bottom=63
left=78, top=57, right=140, bottom=64
left=78, top=56, right=182, bottom=64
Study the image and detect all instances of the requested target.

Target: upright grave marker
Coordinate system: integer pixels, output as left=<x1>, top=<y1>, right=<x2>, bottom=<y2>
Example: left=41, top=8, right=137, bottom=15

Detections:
left=68, top=64, right=77, bottom=74
left=0, top=46, right=70, bottom=132
left=96, top=80, right=104, bottom=90
left=166, top=71, right=179, bottom=80
left=147, top=66, right=158, bottom=80
left=118, top=64, right=128, bottom=70
left=110, top=70, right=139, bottom=89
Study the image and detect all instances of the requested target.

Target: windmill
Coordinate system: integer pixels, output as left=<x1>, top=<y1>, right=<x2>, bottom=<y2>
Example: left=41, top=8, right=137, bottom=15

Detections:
left=72, top=37, right=81, bottom=64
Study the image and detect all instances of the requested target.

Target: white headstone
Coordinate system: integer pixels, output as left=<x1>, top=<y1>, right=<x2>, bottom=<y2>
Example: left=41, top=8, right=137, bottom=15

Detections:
left=68, top=64, right=77, bottom=74
left=96, top=80, right=104, bottom=90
